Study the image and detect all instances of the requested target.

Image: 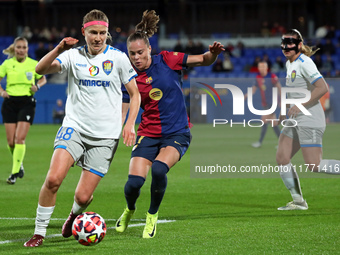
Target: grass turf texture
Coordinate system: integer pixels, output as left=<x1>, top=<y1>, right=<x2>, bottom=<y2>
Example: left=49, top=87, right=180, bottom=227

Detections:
left=0, top=124, right=339, bottom=254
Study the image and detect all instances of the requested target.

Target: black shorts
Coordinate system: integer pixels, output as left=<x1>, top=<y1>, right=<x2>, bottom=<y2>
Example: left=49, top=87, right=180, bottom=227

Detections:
left=1, top=96, right=36, bottom=124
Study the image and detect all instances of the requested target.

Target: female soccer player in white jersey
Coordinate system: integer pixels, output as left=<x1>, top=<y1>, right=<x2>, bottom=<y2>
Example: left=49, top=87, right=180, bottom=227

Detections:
left=24, top=9, right=140, bottom=247
left=276, top=29, right=340, bottom=211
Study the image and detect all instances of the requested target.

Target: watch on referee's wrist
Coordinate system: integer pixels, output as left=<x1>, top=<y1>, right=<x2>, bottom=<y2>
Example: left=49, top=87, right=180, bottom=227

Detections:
left=36, top=84, right=40, bottom=90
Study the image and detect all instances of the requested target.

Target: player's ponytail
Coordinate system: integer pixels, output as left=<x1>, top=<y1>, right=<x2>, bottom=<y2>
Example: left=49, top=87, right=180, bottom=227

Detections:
left=300, top=44, right=319, bottom=57
left=3, top=37, right=28, bottom=59
left=285, top=29, right=319, bottom=57
left=127, top=10, right=160, bottom=46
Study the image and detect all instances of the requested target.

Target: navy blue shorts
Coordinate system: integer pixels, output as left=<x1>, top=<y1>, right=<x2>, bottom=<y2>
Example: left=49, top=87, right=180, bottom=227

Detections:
left=131, top=131, right=191, bottom=162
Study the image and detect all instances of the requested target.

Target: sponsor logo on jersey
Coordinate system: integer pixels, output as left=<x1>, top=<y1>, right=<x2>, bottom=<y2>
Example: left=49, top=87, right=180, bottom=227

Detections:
left=89, top=66, right=99, bottom=76
left=146, top=76, right=153, bottom=84
left=103, top=60, right=113, bottom=75
left=129, top=68, right=134, bottom=73
left=310, top=72, right=319, bottom=78
left=291, top=70, right=296, bottom=82
left=25, top=72, right=33, bottom=80
left=76, top=63, right=87, bottom=67
left=149, top=88, right=163, bottom=101
left=79, top=79, right=110, bottom=87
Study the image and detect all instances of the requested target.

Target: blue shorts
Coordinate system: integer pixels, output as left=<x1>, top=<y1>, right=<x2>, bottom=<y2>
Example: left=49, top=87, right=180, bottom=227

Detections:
left=131, top=131, right=191, bottom=162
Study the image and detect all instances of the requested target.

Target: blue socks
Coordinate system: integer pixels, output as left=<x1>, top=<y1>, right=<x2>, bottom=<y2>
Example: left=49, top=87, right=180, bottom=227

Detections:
left=124, top=160, right=170, bottom=214
left=124, top=175, right=145, bottom=210
left=149, top=160, right=169, bottom=214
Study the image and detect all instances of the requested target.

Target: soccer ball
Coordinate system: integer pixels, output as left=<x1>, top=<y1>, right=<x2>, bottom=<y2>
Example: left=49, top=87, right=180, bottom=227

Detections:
left=72, top=212, right=106, bottom=246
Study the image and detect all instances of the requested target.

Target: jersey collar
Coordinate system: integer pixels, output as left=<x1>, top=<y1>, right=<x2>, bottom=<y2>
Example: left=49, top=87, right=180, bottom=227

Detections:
left=294, top=53, right=303, bottom=62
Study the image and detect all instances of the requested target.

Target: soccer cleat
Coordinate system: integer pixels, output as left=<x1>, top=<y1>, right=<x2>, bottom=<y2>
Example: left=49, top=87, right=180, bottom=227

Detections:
left=115, top=207, right=135, bottom=233
left=277, top=200, right=308, bottom=211
left=143, top=212, right=158, bottom=239
left=23, top=234, right=44, bottom=247
left=251, top=141, right=262, bottom=148
left=18, top=164, right=25, bottom=178
left=6, top=164, right=24, bottom=184
left=6, top=173, right=18, bottom=184
left=62, top=211, right=78, bottom=238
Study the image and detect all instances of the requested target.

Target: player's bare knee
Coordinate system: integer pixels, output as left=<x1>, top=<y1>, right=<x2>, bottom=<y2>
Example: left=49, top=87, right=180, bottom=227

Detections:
left=276, top=153, right=289, bottom=166
left=74, top=192, right=92, bottom=206
left=15, top=138, right=25, bottom=144
left=44, top=175, right=62, bottom=192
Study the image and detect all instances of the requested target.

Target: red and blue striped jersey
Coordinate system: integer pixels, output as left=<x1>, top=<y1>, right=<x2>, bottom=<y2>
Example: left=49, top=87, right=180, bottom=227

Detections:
left=134, top=51, right=189, bottom=137
left=254, top=72, right=279, bottom=108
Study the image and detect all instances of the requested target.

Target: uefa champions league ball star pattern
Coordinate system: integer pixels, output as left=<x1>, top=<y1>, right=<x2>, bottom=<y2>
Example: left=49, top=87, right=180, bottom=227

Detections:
left=72, top=212, right=106, bottom=246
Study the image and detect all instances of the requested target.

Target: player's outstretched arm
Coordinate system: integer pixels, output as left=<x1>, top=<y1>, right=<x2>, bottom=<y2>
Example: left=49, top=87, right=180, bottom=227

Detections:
left=186, top=41, right=225, bottom=67
left=36, top=37, right=79, bottom=75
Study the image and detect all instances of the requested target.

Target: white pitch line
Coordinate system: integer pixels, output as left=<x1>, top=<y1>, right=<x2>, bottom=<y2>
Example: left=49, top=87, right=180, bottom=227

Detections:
left=0, top=219, right=175, bottom=245
left=0, top=217, right=145, bottom=222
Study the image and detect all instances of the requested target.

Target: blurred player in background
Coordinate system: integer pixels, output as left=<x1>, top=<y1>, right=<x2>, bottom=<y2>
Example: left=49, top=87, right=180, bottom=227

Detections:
left=277, top=29, right=340, bottom=211
left=52, top=98, right=65, bottom=124
left=0, top=37, right=46, bottom=184
left=244, top=61, right=282, bottom=148
left=115, top=10, right=224, bottom=238
left=24, top=9, right=140, bottom=247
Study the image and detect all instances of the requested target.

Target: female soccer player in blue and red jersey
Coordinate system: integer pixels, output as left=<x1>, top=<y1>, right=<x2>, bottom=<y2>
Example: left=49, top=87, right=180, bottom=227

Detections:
left=115, top=10, right=224, bottom=238
left=245, top=61, right=282, bottom=148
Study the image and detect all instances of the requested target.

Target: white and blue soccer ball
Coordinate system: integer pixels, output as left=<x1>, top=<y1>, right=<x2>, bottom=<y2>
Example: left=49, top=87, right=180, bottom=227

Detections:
left=72, top=212, right=106, bottom=246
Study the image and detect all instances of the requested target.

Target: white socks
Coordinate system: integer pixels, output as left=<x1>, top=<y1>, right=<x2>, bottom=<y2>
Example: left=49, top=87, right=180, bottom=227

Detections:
left=279, top=163, right=304, bottom=203
left=319, top=159, right=340, bottom=174
left=72, top=200, right=88, bottom=215
left=34, top=204, right=55, bottom=237
left=34, top=199, right=92, bottom=237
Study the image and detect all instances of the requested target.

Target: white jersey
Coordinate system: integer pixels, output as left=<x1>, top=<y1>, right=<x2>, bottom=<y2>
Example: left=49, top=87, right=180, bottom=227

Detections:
left=285, top=53, right=325, bottom=127
left=57, top=45, right=137, bottom=138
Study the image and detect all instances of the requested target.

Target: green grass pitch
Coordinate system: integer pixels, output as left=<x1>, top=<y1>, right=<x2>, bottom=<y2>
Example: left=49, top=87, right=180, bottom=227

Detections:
left=0, top=124, right=339, bottom=254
